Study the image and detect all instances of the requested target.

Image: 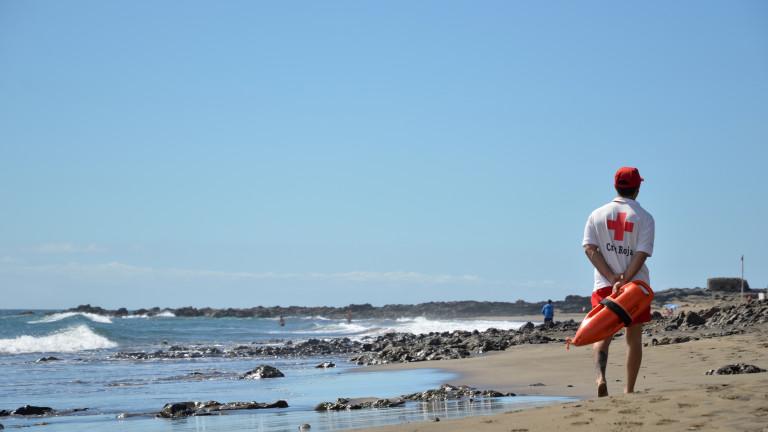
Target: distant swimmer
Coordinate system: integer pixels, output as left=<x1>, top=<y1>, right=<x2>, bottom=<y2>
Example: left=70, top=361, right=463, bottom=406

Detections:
left=279, top=315, right=285, bottom=327
left=542, top=300, right=554, bottom=326
left=582, top=166, right=654, bottom=397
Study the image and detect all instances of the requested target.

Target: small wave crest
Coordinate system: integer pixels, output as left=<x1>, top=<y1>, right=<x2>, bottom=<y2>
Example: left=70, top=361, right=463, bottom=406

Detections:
left=122, top=311, right=176, bottom=319
left=0, top=325, right=118, bottom=354
left=389, top=317, right=528, bottom=335
left=29, top=312, right=113, bottom=324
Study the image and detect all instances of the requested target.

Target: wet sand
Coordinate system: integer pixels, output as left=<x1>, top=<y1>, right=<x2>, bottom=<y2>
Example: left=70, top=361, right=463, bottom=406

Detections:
left=356, top=321, right=768, bottom=431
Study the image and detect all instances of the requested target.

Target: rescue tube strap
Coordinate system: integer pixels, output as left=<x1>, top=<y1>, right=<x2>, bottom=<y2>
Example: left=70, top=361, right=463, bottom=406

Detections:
left=600, top=298, right=633, bottom=327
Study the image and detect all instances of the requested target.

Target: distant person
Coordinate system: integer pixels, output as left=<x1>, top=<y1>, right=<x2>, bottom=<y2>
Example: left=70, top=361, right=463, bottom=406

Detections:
left=542, top=300, right=554, bottom=325
left=346, top=310, right=352, bottom=324
left=582, top=166, right=655, bottom=397
left=278, top=314, right=285, bottom=327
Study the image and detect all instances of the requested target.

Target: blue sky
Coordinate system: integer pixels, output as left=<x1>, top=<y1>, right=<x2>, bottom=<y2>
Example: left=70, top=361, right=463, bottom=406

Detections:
left=1, top=1, right=766, bottom=309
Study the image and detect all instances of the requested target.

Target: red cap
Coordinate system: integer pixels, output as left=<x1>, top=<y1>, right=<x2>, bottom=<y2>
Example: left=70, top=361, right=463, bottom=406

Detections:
left=614, top=167, right=644, bottom=188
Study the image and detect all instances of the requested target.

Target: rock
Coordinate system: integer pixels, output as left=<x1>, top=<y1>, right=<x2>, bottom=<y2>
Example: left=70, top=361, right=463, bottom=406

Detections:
left=158, top=400, right=288, bottom=418
left=315, top=361, right=335, bottom=368
left=220, top=400, right=288, bottom=410
left=433, top=417, right=440, bottom=422
left=402, top=384, right=514, bottom=401
left=705, top=363, right=766, bottom=375
left=158, top=402, right=198, bottom=418
left=240, top=365, right=285, bottom=379
left=314, top=398, right=405, bottom=411
left=684, top=311, right=706, bottom=326
left=0, top=411, right=8, bottom=417
left=299, top=424, right=311, bottom=431
left=528, top=382, right=545, bottom=387
left=12, top=405, right=53, bottom=416
left=35, top=356, right=60, bottom=363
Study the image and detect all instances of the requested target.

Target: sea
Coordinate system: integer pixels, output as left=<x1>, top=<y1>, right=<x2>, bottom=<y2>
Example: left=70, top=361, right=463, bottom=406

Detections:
left=0, top=310, right=573, bottom=431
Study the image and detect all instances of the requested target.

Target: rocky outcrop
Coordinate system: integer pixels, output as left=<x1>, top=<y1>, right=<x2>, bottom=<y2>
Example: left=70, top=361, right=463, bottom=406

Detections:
left=402, top=384, right=515, bottom=401
left=114, top=321, right=578, bottom=363
left=349, top=322, right=575, bottom=366
left=315, top=384, right=514, bottom=411
left=314, top=398, right=405, bottom=411
left=315, top=361, right=335, bottom=368
left=11, top=405, right=53, bottom=416
left=705, top=364, right=766, bottom=375
left=707, top=277, right=750, bottom=292
left=157, top=400, right=288, bottom=418
left=240, top=365, right=284, bottom=379
left=67, top=296, right=592, bottom=319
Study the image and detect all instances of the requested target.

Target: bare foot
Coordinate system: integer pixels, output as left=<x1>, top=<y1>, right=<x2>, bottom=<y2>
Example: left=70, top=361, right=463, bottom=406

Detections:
left=598, top=382, right=608, bottom=397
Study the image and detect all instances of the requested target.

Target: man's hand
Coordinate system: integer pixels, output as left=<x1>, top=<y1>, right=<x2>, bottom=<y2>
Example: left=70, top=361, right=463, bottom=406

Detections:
left=584, top=245, right=621, bottom=287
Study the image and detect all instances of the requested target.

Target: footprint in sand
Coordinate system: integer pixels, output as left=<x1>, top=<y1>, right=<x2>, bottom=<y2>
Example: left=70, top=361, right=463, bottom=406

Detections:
left=677, top=403, right=698, bottom=408
left=587, top=408, right=610, bottom=413
left=656, top=418, right=679, bottom=425
left=618, top=408, right=638, bottom=414
left=570, top=421, right=591, bottom=426
left=648, top=396, right=668, bottom=403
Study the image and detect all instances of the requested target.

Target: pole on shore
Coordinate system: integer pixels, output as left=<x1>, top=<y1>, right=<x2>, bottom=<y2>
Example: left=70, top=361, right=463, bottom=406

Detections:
left=740, top=255, right=745, bottom=303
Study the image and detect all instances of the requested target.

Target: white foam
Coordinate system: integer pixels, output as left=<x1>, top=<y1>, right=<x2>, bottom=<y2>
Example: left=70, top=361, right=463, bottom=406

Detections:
left=123, top=310, right=176, bottom=319
left=0, top=325, right=118, bottom=354
left=387, top=317, right=528, bottom=335
left=29, top=312, right=113, bottom=324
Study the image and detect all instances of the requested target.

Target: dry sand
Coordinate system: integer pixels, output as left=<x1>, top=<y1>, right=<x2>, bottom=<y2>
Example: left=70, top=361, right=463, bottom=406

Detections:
left=354, top=322, right=768, bottom=431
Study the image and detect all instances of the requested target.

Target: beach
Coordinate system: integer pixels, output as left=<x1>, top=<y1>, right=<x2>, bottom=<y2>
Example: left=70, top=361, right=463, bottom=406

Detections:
left=359, top=311, right=768, bottom=431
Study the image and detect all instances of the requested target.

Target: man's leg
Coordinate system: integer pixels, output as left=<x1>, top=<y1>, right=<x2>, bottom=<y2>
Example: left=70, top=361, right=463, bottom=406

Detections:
left=593, top=337, right=611, bottom=397
left=624, top=324, right=643, bottom=393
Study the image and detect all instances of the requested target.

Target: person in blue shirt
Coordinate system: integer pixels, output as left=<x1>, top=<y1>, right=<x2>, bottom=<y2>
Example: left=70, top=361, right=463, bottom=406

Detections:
left=542, top=300, right=554, bottom=326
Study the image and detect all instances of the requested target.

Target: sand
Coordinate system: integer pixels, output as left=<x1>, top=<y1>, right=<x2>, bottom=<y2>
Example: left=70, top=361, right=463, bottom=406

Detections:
left=354, top=322, right=768, bottom=431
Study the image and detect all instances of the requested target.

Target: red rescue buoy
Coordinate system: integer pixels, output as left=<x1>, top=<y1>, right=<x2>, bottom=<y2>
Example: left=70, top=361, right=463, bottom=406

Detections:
left=566, top=280, right=654, bottom=348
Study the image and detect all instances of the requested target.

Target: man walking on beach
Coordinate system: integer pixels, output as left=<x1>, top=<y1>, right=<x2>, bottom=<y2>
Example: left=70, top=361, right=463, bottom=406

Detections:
left=582, top=167, right=655, bottom=397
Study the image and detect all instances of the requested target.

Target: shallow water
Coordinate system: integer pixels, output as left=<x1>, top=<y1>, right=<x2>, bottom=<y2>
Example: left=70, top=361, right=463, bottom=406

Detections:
left=0, top=310, right=572, bottom=431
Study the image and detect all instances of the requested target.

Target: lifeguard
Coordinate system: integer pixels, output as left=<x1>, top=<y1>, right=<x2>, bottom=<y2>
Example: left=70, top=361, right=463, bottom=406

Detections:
left=582, top=166, right=655, bottom=397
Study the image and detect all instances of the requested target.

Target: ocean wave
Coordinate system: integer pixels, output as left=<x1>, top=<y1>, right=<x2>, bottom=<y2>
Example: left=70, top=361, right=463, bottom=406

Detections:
left=29, top=312, right=113, bottom=324
left=388, top=317, right=529, bottom=335
left=0, top=325, right=118, bottom=354
left=122, top=311, right=176, bottom=319
left=271, top=317, right=530, bottom=338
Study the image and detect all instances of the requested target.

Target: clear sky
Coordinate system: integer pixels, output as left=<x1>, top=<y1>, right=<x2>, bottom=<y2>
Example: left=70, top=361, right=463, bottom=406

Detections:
left=1, top=1, right=766, bottom=309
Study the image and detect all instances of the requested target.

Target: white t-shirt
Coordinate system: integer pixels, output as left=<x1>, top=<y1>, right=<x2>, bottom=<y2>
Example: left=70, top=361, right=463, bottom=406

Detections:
left=582, top=197, right=655, bottom=291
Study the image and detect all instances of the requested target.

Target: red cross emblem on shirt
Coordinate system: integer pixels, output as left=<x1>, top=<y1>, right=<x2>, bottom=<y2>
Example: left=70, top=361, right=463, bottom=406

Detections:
left=606, top=212, right=634, bottom=241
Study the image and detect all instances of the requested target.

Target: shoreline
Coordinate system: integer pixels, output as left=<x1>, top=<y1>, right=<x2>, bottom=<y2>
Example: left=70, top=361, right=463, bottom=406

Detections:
left=352, top=323, right=768, bottom=431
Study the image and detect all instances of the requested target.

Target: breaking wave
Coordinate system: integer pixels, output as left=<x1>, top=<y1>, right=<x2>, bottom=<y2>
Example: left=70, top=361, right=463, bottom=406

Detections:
left=389, top=317, right=529, bottom=335
left=271, top=317, right=530, bottom=339
left=29, top=312, right=113, bottom=324
left=0, top=325, right=118, bottom=354
left=122, top=311, right=176, bottom=319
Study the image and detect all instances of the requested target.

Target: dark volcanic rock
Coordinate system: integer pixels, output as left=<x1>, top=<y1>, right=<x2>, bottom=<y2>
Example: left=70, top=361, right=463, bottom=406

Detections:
left=0, top=410, right=9, bottom=417
left=158, top=400, right=288, bottom=418
left=241, top=365, right=285, bottom=379
left=683, top=311, right=706, bottom=326
left=402, top=384, right=514, bottom=401
left=35, top=356, right=60, bottom=363
left=315, top=361, right=335, bottom=368
left=705, top=363, right=766, bottom=375
left=12, top=405, right=53, bottom=416
left=314, top=398, right=405, bottom=411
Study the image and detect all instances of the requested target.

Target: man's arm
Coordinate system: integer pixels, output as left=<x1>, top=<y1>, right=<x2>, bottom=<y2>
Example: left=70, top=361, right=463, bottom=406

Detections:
left=583, top=244, right=621, bottom=285
left=620, top=252, right=649, bottom=286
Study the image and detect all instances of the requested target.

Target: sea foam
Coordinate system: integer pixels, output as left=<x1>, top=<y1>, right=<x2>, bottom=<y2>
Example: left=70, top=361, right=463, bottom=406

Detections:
left=0, top=325, right=118, bottom=354
left=389, top=317, right=529, bottom=335
left=29, top=311, right=113, bottom=324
